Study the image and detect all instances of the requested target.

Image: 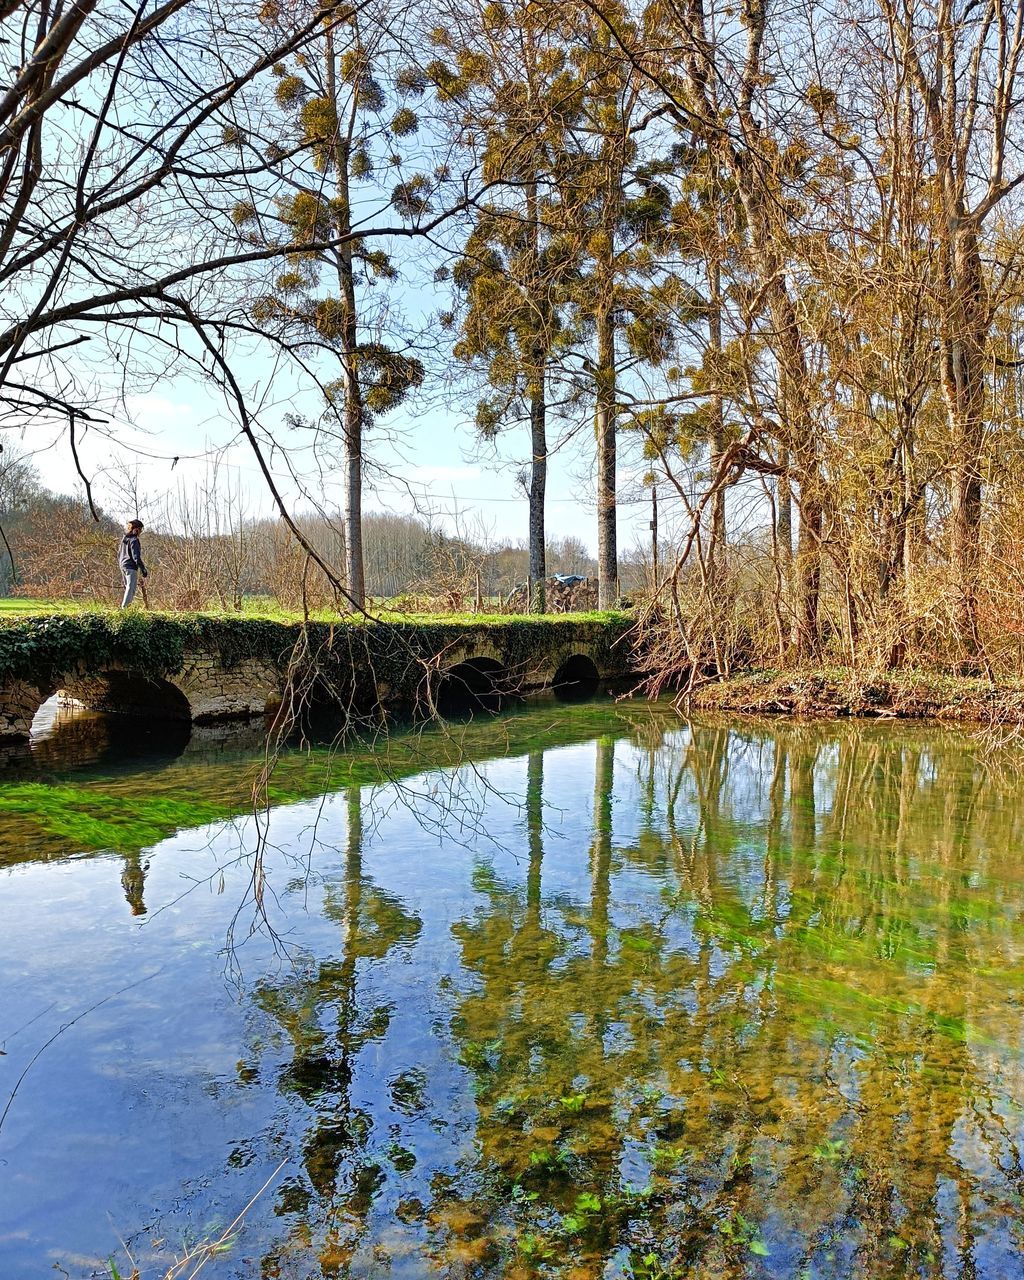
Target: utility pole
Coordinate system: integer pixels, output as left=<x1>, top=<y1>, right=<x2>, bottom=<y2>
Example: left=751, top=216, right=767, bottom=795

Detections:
left=650, top=484, right=659, bottom=586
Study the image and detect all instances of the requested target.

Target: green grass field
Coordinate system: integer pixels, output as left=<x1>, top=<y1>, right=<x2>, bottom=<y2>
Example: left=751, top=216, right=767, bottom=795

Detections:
left=0, top=596, right=632, bottom=626
left=0, top=597, right=84, bottom=615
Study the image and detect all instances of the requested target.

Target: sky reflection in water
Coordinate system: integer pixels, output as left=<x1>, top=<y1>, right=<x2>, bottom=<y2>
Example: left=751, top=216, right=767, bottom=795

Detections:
left=1, top=704, right=1024, bottom=1278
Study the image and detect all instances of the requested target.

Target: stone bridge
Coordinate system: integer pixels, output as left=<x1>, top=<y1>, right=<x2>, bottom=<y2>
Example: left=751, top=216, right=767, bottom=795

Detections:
left=0, top=613, right=636, bottom=737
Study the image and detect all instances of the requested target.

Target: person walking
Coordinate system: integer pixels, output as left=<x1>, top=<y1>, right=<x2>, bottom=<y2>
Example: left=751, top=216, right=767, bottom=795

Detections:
left=118, top=519, right=148, bottom=607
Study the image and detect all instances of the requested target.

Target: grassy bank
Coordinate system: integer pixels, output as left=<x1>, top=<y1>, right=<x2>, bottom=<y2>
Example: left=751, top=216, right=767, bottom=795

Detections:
left=690, top=668, right=1024, bottom=725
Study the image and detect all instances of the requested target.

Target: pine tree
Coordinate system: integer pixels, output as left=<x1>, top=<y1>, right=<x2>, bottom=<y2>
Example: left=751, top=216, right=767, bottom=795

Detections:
left=244, top=0, right=426, bottom=608
left=429, top=0, right=583, bottom=612
left=560, top=6, right=678, bottom=608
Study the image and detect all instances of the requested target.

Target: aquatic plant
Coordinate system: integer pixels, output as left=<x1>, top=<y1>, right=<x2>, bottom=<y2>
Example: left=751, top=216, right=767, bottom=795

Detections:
left=623, top=1251, right=683, bottom=1280
left=558, top=1092, right=587, bottom=1113
left=718, top=1211, right=769, bottom=1257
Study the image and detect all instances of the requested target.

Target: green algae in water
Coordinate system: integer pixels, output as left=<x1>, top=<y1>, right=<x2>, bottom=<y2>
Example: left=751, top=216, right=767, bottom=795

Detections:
left=0, top=699, right=659, bottom=863
left=4, top=707, right=1024, bottom=1278
left=0, top=781, right=228, bottom=849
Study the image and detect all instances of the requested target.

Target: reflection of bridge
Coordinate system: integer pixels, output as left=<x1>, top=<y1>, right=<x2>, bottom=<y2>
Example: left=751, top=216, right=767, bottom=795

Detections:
left=0, top=613, right=635, bottom=737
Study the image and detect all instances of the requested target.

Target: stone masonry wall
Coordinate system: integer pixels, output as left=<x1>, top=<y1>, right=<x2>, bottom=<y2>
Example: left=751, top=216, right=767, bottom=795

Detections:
left=0, top=678, right=50, bottom=737
left=175, top=654, right=283, bottom=721
left=0, top=614, right=635, bottom=736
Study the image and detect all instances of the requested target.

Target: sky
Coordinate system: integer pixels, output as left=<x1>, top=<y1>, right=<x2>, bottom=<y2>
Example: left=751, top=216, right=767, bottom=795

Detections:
left=19, top=364, right=693, bottom=561
left=0, top=0, right=780, bottom=574
left=5, top=33, right=726, bottom=566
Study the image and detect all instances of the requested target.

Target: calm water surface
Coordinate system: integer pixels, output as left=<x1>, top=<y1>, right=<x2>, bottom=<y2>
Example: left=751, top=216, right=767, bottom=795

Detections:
left=2, top=701, right=1024, bottom=1279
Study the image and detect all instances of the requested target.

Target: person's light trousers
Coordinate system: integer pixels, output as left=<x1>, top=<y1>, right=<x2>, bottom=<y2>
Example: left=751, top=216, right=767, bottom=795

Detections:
left=121, top=567, right=138, bottom=607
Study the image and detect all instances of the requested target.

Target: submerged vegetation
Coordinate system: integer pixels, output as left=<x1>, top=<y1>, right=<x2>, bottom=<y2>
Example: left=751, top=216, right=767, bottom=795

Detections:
left=0, top=698, right=650, bottom=861
left=5, top=706, right=1024, bottom=1277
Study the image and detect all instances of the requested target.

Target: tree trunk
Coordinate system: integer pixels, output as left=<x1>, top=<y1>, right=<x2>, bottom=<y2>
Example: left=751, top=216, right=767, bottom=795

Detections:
left=344, top=410, right=364, bottom=608
left=528, top=373, right=546, bottom=614
left=697, top=3, right=821, bottom=660
left=339, top=213, right=365, bottom=608
left=595, top=300, right=617, bottom=609
left=731, top=150, right=820, bottom=657
left=329, top=29, right=365, bottom=610
left=880, top=427, right=915, bottom=669
left=776, top=453, right=793, bottom=576
left=950, top=459, right=983, bottom=660
left=941, top=223, right=987, bottom=668
left=523, top=173, right=547, bottom=615
left=794, top=470, right=822, bottom=661
left=707, top=258, right=726, bottom=583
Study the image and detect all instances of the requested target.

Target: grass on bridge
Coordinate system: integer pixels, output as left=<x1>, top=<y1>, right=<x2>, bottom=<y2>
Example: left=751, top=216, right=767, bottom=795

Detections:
left=0, top=601, right=636, bottom=708
left=0, top=597, right=630, bottom=626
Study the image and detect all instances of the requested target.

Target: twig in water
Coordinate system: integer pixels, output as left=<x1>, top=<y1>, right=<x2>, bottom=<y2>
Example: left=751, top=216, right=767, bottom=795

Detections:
left=0, top=971, right=162, bottom=1138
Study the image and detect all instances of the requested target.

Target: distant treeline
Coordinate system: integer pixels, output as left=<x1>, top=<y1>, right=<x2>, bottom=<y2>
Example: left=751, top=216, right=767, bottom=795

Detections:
left=0, top=453, right=632, bottom=609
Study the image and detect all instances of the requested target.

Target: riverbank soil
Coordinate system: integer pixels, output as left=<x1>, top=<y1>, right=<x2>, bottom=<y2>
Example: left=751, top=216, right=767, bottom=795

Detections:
left=688, top=668, right=1024, bottom=725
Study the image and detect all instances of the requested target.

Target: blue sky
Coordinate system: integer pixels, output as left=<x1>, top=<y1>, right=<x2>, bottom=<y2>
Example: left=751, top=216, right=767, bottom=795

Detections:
left=22, top=369, right=679, bottom=558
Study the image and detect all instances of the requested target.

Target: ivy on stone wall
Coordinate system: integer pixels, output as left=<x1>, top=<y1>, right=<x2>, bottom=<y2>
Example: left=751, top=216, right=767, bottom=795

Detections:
left=0, top=612, right=634, bottom=702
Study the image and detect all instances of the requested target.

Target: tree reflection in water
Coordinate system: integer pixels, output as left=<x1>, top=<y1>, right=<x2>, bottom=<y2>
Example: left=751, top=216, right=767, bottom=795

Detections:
left=249, top=717, right=1024, bottom=1279
left=255, top=784, right=423, bottom=1276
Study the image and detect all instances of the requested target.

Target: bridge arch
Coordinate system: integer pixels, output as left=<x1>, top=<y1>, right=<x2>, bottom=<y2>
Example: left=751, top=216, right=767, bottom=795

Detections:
left=551, top=653, right=600, bottom=701
left=29, top=695, right=193, bottom=764
left=57, top=670, right=193, bottom=721
left=0, top=668, right=195, bottom=740
left=437, top=656, right=513, bottom=715
left=0, top=678, right=54, bottom=738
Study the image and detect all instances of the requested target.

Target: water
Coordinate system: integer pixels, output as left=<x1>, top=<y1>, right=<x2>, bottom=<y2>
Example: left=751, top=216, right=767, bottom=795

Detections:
left=2, top=702, right=1024, bottom=1278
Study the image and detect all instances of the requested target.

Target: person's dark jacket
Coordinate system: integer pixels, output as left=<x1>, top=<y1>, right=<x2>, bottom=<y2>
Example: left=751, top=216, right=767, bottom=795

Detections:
left=119, top=533, right=147, bottom=576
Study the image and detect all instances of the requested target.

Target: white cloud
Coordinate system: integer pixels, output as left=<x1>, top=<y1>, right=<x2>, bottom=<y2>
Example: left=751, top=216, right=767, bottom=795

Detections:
left=120, top=393, right=198, bottom=432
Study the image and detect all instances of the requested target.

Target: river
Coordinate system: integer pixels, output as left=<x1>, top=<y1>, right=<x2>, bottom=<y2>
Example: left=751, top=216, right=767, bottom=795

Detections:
left=1, top=700, right=1023, bottom=1278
